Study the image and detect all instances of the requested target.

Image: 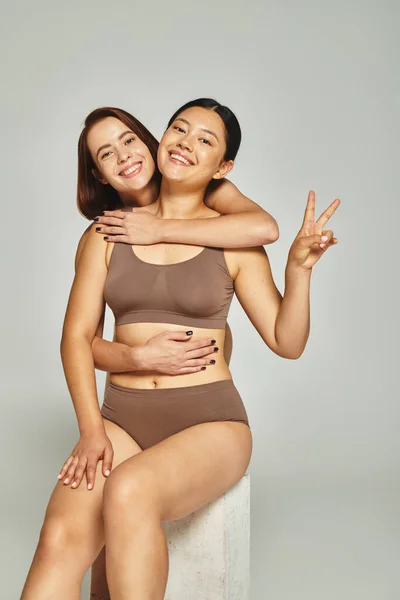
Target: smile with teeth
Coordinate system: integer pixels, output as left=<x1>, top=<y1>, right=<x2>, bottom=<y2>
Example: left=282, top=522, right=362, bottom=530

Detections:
left=120, top=162, right=142, bottom=176
left=169, top=153, right=193, bottom=166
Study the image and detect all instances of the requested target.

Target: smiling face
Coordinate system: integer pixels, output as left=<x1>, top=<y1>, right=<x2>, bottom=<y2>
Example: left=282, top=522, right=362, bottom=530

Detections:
left=87, top=117, right=156, bottom=194
left=157, top=106, right=234, bottom=189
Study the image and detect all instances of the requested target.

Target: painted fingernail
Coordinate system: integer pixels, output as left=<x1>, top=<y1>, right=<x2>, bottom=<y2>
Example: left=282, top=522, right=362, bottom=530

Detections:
left=186, top=331, right=193, bottom=336
left=104, top=236, right=108, bottom=240
left=201, top=366, right=207, bottom=370
left=105, top=469, right=110, bottom=476
left=321, top=236, right=328, bottom=242
left=88, top=483, right=93, bottom=490
left=319, top=243, right=326, bottom=249
left=71, top=481, right=77, bottom=488
left=93, top=217, right=99, bottom=222
left=96, top=227, right=101, bottom=232
left=64, top=478, right=69, bottom=484
left=211, top=339, right=216, bottom=344
left=214, top=347, right=219, bottom=352
left=210, top=359, right=216, bottom=364
left=58, top=474, right=62, bottom=479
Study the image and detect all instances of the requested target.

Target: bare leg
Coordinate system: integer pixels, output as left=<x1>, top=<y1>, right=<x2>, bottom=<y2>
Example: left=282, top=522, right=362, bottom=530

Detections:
left=21, top=420, right=142, bottom=600
left=103, top=421, right=252, bottom=599
left=90, top=546, right=110, bottom=600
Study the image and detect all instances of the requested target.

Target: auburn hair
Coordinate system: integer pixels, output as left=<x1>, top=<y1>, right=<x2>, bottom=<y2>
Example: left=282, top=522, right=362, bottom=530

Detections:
left=77, top=107, right=160, bottom=219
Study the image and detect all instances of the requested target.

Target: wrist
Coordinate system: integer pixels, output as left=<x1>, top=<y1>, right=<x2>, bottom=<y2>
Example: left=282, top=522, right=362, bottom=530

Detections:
left=130, top=345, right=146, bottom=371
left=79, top=420, right=105, bottom=437
left=285, top=261, right=312, bottom=279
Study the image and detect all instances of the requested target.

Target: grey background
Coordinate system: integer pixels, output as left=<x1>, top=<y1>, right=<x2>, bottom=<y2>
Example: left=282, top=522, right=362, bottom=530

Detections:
left=1, top=0, right=398, bottom=598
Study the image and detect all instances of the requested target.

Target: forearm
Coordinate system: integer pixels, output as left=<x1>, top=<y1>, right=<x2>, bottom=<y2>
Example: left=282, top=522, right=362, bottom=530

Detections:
left=160, top=212, right=279, bottom=248
left=60, top=334, right=105, bottom=435
left=274, top=265, right=312, bottom=359
left=92, top=336, right=144, bottom=373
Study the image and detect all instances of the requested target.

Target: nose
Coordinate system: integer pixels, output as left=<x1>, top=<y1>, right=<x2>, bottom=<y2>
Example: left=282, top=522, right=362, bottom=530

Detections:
left=177, top=134, right=193, bottom=153
left=117, top=147, right=132, bottom=164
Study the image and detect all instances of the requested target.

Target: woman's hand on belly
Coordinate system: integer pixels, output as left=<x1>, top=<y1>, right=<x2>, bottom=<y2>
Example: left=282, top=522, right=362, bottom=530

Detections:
left=112, top=324, right=230, bottom=388
left=136, top=329, right=219, bottom=375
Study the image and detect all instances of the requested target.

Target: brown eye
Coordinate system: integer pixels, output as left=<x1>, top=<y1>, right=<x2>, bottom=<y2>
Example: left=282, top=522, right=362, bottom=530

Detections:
left=101, top=151, right=112, bottom=159
left=125, top=137, right=135, bottom=144
left=174, top=126, right=185, bottom=133
left=200, top=138, right=211, bottom=145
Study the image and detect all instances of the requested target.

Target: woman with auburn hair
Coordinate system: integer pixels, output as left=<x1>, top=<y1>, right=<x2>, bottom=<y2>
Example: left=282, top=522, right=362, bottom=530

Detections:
left=21, top=99, right=339, bottom=599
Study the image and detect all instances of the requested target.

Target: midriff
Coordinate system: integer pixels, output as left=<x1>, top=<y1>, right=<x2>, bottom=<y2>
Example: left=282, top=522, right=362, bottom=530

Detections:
left=109, top=322, right=231, bottom=389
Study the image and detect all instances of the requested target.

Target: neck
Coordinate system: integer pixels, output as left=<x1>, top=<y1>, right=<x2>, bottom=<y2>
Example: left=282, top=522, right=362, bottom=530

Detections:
left=155, top=179, right=208, bottom=219
left=118, top=178, right=158, bottom=208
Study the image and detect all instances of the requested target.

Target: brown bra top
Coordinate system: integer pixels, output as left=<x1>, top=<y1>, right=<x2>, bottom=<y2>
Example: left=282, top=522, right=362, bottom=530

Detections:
left=104, top=243, right=234, bottom=330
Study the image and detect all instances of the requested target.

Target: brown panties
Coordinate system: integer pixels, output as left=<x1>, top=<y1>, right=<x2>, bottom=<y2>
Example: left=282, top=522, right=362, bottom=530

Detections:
left=100, top=379, right=250, bottom=450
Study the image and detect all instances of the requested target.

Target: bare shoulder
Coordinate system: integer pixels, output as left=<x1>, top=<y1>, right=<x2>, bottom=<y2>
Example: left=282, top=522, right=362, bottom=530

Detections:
left=75, top=223, right=92, bottom=271
left=75, top=222, right=109, bottom=271
left=224, top=246, right=270, bottom=280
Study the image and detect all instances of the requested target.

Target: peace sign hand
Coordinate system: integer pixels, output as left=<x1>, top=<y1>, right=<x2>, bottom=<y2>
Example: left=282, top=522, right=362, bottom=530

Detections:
left=288, top=191, right=340, bottom=271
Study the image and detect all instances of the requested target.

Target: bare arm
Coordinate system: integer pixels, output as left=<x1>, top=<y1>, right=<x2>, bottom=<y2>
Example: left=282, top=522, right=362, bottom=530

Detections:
left=160, top=179, right=279, bottom=247
left=75, top=226, right=132, bottom=372
left=75, top=228, right=218, bottom=374
left=229, top=247, right=310, bottom=360
left=96, top=179, right=279, bottom=248
left=227, top=192, right=339, bottom=359
left=61, top=224, right=109, bottom=434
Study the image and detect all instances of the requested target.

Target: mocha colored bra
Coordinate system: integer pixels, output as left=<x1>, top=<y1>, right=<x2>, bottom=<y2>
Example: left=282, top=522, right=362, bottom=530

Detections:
left=104, top=242, right=234, bottom=330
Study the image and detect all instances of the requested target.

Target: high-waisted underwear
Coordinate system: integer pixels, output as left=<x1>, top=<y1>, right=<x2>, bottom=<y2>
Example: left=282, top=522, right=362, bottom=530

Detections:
left=100, top=379, right=250, bottom=450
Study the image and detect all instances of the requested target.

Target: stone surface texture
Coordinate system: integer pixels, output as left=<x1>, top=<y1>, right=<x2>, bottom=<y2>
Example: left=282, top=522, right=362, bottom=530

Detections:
left=162, top=473, right=250, bottom=600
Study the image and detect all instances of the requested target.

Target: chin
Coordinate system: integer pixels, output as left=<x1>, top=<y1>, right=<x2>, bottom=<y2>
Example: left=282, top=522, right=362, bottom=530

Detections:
left=160, top=164, right=187, bottom=182
left=121, top=173, right=152, bottom=191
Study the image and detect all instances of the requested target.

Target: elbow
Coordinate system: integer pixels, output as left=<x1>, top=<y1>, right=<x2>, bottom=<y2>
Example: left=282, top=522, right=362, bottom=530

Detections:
left=60, top=329, right=92, bottom=357
left=257, top=215, right=279, bottom=245
left=281, top=347, right=305, bottom=360
left=285, top=352, right=303, bottom=360
left=273, top=342, right=305, bottom=360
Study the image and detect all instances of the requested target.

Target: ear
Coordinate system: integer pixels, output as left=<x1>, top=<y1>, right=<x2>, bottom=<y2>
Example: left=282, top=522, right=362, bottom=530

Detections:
left=91, top=168, right=108, bottom=186
left=212, top=159, right=234, bottom=180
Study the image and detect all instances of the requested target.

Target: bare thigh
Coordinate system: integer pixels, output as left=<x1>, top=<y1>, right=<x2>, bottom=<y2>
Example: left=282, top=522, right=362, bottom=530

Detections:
left=41, top=419, right=142, bottom=552
left=104, top=421, right=252, bottom=522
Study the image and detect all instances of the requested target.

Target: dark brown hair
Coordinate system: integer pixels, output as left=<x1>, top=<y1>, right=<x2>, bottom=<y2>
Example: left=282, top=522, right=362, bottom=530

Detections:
left=77, top=107, right=160, bottom=219
left=167, top=98, right=241, bottom=161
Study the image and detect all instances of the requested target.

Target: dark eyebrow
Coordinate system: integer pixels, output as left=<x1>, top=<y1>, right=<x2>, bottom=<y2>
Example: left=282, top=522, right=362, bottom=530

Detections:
left=174, top=117, right=219, bottom=142
left=96, top=130, right=135, bottom=158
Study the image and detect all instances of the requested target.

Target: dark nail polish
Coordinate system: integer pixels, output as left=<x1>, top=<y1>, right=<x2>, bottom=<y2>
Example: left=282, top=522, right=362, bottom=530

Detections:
left=211, top=339, right=216, bottom=344
left=104, top=236, right=108, bottom=240
left=93, top=217, right=99, bottom=222
left=96, top=227, right=101, bottom=232
left=214, top=347, right=219, bottom=352
left=210, top=359, right=216, bottom=365
left=186, top=330, right=193, bottom=336
left=201, top=366, right=207, bottom=370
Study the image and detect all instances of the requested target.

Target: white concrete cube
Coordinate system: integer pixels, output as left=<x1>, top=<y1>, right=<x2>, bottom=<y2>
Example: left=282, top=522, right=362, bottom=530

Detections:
left=162, top=473, right=250, bottom=600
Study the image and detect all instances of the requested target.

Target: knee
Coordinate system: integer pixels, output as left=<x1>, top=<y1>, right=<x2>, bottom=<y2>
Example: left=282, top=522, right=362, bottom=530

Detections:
left=103, top=467, right=157, bottom=520
left=37, top=515, right=84, bottom=561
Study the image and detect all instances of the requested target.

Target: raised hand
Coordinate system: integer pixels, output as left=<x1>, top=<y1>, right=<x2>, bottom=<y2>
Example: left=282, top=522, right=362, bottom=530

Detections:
left=288, top=191, right=340, bottom=271
left=94, top=207, right=161, bottom=245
